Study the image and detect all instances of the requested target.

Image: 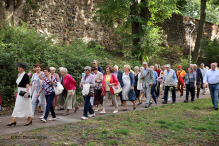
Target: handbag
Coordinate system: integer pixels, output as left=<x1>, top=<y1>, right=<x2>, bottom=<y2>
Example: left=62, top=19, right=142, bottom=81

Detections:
left=54, top=82, right=64, bottom=95
left=95, top=86, right=102, bottom=91
left=68, top=90, right=74, bottom=96
left=112, top=74, right=123, bottom=94
left=19, top=91, right=30, bottom=98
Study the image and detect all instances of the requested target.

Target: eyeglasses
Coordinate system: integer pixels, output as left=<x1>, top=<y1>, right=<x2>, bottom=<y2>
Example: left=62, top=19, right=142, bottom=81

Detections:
left=84, top=69, right=88, bottom=71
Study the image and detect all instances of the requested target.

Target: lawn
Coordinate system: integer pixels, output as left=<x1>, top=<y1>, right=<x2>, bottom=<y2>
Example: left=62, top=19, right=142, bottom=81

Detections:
left=0, top=98, right=219, bottom=146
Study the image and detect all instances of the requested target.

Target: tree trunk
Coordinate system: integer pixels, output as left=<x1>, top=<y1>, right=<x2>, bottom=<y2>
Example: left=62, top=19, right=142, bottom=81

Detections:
left=192, top=0, right=207, bottom=63
left=13, top=0, right=26, bottom=25
left=130, top=0, right=141, bottom=59
left=5, top=0, right=14, bottom=23
left=0, top=0, right=5, bottom=24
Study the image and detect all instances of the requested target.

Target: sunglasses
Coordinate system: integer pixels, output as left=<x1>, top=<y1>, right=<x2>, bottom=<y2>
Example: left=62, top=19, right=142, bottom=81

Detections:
left=84, top=69, right=88, bottom=71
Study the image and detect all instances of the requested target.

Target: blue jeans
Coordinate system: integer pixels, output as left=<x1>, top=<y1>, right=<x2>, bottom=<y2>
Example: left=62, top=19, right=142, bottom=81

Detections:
left=209, top=84, right=219, bottom=108
left=44, top=92, right=56, bottom=120
left=83, top=96, right=94, bottom=117
left=151, top=85, right=156, bottom=100
left=155, top=82, right=160, bottom=97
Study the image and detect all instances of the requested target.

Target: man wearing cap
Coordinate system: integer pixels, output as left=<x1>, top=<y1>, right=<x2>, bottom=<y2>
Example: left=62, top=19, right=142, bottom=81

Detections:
left=176, top=65, right=186, bottom=97
left=200, top=63, right=207, bottom=95
left=203, top=63, right=219, bottom=110
left=193, top=64, right=203, bottom=99
left=162, top=64, right=177, bottom=104
left=140, top=62, right=155, bottom=108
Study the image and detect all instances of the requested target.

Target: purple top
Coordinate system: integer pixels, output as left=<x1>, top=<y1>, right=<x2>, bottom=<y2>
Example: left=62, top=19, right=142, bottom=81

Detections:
left=193, top=69, right=197, bottom=79
left=80, top=74, right=95, bottom=91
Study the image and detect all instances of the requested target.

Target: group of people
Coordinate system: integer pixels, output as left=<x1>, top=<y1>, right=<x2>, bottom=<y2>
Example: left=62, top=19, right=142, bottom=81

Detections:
left=6, top=60, right=219, bottom=125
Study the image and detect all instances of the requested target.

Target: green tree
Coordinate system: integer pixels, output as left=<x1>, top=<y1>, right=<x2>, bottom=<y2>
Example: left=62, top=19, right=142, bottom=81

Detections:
left=94, top=0, right=180, bottom=61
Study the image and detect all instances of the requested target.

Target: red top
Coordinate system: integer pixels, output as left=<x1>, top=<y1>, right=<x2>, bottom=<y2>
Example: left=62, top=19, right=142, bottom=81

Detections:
left=102, top=73, right=119, bottom=96
left=155, top=69, right=161, bottom=77
left=63, top=74, right=77, bottom=91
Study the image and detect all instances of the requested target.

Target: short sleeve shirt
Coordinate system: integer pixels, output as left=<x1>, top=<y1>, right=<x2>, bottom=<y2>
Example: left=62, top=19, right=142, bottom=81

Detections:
left=18, top=73, right=30, bottom=88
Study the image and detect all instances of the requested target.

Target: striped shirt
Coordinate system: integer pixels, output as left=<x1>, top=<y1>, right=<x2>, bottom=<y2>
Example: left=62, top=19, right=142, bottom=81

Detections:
left=41, top=76, right=57, bottom=95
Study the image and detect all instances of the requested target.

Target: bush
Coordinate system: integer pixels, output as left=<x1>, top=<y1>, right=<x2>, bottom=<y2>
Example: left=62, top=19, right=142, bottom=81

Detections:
left=0, top=22, right=141, bottom=106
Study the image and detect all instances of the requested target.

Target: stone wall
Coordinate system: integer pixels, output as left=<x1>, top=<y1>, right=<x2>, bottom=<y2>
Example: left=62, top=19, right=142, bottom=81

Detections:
left=22, top=0, right=119, bottom=50
left=158, top=14, right=219, bottom=51
left=22, top=1, right=219, bottom=51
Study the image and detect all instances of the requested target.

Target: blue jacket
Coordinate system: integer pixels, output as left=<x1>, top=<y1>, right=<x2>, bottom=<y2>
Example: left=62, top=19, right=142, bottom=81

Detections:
left=112, top=70, right=123, bottom=84
left=120, top=72, right=135, bottom=88
left=98, top=66, right=104, bottom=75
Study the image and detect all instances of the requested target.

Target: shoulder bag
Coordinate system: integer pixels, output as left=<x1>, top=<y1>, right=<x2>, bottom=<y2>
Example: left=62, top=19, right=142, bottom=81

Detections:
left=112, top=74, right=123, bottom=94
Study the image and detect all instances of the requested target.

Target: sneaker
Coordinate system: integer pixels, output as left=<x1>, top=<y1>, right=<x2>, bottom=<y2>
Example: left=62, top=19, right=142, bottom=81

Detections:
left=197, top=97, right=199, bottom=100
left=88, top=113, right=95, bottom=117
left=113, top=110, right=118, bottom=114
left=39, top=115, right=44, bottom=119
left=180, top=95, right=183, bottom=98
left=99, top=111, right=106, bottom=114
left=41, top=118, right=46, bottom=123
left=172, top=101, right=175, bottom=104
left=48, top=118, right=57, bottom=121
left=81, top=116, right=88, bottom=120
left=202, top=92, right=205, bottom=95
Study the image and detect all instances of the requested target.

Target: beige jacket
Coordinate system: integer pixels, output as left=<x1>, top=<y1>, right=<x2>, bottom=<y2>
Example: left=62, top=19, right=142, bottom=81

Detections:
left=94, top=71, right=103, bottom=86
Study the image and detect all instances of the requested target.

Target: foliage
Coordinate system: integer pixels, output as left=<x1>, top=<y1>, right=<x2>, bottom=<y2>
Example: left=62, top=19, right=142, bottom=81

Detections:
left=180, top=0, right=219, bottom=24
left=94, top=0, right=180, bottom=60
left=0, top=22, right=141, bottom=106
left=200, top=38, right=219, bottom=65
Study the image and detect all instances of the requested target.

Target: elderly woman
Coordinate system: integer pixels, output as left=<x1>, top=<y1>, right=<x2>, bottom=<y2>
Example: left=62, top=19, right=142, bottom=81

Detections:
left=60, top=68, right=79, bottom=115
left=36, top=67, right=57, bottom=122
left=7, top=63, right=32, bottom=126
left=121, top=65, right=136, bottom=111
left=80, top=66, right=95, bottom=120
left=91, top=67, right=103, bottom=111
left=50, top=67, right=60, bottom=110
left=100, top=66, right=119, bottom=114
left=31, top=63, right=46, bottom=119
left=134, top=66, right=142, bottom=105
left=184, top=67, right=196, bottom=103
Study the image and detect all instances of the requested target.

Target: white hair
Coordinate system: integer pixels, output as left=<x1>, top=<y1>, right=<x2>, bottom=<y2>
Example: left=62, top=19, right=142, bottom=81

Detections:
left=60, top=68, right=68, bottom=74
left=50, top=67, right=56, bottom=71
left=150, top=65, right=154, bottom=68
left=114, top=65, right=118, bottom=69
left=193, top=64, right=197, bottom=67
left=59, top=67, right=64, bottom=71
left=93, top=60, right=98, bottom=63
left=134, top=66, right=139, bottom=70
left=154, top=64, right=158, bottom=67
left=85, top=66, right=91, bottom=72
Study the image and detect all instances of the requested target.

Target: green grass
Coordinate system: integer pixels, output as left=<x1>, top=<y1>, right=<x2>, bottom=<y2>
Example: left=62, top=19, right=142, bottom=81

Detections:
left=1, top=98, right=219, bottom=146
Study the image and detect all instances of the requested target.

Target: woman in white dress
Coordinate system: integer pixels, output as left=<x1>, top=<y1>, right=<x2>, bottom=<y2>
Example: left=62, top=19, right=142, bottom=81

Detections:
left=7, top=63, right=32, bottom=126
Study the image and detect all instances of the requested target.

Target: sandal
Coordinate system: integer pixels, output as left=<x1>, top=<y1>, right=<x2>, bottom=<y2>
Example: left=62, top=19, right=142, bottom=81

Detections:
left=74, top=107, right=79, bottom=113
left=63, top=113, right=70, bottom=116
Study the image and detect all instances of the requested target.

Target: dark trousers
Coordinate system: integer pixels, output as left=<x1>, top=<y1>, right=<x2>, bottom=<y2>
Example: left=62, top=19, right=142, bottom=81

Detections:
left=155, top=82, right=160, bottom=97
left=196, top=84, right=201, bottom=98
left=83, top=96, right=94, bottom=117
left=164, top=86, right=176, bottom=102
left=185, top=85, right=195, bottom=101
left=177, top=80, right=184, bottom=96
left=44, top=92, right=56, bottom=120
left=151, top=85, right=156, bottom=100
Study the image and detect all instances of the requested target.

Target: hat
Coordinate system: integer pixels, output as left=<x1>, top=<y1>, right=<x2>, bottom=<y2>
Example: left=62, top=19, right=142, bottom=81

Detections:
left=177, top=65, right=182, bottom=68
left=166, top=64, right=171, bottom=67
left=91, top=67, right=98, bottom=71
left=17, top=62, right=27, bottom=69
left=142, top=62, right=148, bottom=65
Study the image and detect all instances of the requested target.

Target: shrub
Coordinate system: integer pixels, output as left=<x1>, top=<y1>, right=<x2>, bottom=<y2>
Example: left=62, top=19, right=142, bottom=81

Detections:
left=0, top=21, right=142, bottom=106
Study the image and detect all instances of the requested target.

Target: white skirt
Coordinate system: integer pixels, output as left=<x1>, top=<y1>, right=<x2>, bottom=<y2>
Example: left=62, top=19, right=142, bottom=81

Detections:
left=12, top=87, right=32, bottom=118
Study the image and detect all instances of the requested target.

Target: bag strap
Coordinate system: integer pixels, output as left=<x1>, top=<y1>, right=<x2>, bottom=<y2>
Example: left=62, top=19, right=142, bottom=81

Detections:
left=43, top=78, right=54, bottom=89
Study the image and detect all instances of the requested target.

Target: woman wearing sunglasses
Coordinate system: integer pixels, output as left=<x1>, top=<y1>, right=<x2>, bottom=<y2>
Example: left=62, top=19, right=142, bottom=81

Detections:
left=80, top=66, right=95, bottom=120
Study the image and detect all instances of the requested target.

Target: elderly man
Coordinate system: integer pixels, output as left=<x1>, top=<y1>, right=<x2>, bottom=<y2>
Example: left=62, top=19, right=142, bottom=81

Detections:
left=141, top=62, right=154, bottom=108
left=150, top=65, right=158, bottom=103
left=193, top=64, right=203, bottom=99
left=93, top=60, right=104, bottom=74
left=58, top=67, right=67, bottom=110
left=200, top=63, right=208, bottom=94
left=203, top=63, right=219, bottom=110
left=176, top=65, right=186, bottom=97
left=154, top=64, right=161, bottom=98
left=162, top=64, right=177, bottom=104
left=112, top=65, right=124, bottom=106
